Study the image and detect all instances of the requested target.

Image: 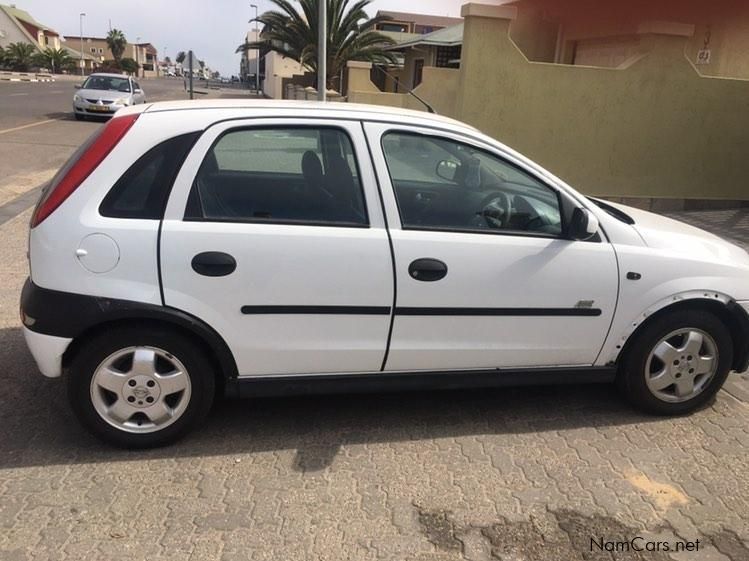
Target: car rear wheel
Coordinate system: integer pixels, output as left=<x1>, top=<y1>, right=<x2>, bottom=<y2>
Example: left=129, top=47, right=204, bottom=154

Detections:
left=618, top=309, right=733, bottom=415
left=68, top=326, right=215, bottom=448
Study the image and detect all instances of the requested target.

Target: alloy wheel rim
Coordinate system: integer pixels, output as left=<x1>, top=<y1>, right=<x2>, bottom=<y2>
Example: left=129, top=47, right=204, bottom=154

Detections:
left=645, top=328, right=718, bottom=403
left=90, top=346, right=191, bottom=434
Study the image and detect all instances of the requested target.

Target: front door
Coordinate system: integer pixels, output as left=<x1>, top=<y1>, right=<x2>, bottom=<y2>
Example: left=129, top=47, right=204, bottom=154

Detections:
left=364, top=123, right=619, bottom=371
left=161, top=119, right=394, bottom=376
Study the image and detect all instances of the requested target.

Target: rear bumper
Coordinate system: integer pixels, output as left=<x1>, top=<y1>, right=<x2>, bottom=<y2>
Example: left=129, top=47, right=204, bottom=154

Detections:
left=22, top=326, right=71, bottom=378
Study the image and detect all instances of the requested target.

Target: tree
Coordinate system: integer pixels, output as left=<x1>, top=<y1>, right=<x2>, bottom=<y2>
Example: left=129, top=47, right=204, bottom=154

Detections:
left=119, top=57, right=140, bottom=74
left=164, top=55, right=172, bottom=64
left=236, top=0, right=397, bottom=90
left=34, top=47, right=74, bottom=74
left=175, top=51, right=186, bottom=64
left=0, top=46, right=5, bottom=69
left=106, top=28, right=127, bottom=62
left=5, top=42, right=38, bottom=71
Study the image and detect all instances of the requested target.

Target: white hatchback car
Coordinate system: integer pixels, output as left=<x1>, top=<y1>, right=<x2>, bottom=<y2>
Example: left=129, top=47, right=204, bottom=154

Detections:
left=21, top=101, right=749, bottom=447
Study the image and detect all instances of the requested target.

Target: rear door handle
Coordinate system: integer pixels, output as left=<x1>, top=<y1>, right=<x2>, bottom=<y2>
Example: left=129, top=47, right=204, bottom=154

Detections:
left=191, top=252, right=237, bottom=277
left=409, top=258, right=448, bottom=282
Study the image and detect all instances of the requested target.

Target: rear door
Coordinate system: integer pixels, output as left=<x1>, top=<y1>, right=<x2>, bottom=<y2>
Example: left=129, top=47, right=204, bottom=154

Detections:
left=161, top=119, right=394, bottom=376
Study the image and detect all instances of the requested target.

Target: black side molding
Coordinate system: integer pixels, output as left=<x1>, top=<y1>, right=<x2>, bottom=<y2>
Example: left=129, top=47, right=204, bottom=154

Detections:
left=239, top=306, right=602, bottom=317
left=225, top=366, right=617, bottom=399
left=21, top=279, right=238, bottom=378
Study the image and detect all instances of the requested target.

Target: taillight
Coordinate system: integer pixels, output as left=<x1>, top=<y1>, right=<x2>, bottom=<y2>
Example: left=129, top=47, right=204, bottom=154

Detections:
left=31, top=113, right=139, bottom=227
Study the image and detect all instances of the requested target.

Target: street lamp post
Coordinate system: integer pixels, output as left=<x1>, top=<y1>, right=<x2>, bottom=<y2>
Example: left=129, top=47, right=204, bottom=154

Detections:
left=135, top=36, right=141, bottom=78
left=250, top=4, right=258, bottom=92
left=317, top=0, right=326, bottom=101
left=79, top=13, right=85, bottom=76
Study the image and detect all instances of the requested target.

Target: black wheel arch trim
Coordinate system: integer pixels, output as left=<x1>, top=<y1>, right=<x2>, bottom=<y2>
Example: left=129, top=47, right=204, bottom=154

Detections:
left=21, top=279, right=239, bottom=379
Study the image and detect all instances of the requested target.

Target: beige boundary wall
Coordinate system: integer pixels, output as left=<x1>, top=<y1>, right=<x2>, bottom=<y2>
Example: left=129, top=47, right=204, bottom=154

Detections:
left=347, top=3, right=749, bottom=202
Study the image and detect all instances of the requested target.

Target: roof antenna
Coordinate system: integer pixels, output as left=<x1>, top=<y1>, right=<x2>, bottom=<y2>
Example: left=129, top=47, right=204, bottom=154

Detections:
left=371, top=66, right=437, bottom=114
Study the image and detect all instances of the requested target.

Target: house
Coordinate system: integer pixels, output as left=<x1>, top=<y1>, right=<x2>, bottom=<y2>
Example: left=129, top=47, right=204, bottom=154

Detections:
left=375, top=10, right=462, bottom=36
left=239, top=30, right=260, bottom=85
left=63, top=36, right=159, bottom=77
left=0, top=4, right=61, bottom=50
left=384, top=23, right=463, bottom=91
left=500, top=0, right=749, bottom=78
left=370, top=10, right=463, bottom=93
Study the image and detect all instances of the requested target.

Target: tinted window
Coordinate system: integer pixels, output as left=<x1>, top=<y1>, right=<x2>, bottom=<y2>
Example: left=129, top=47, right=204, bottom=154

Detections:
left=100, top=132, right=200, bottom=219
left=82, top=75, right=131, bottom=92
left=381, top=132, right=562, bottom=236
left=185, top=127, right=367, bottom=226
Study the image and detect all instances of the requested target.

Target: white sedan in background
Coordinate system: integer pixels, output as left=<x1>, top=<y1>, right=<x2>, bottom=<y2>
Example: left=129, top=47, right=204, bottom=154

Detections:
left=21, top=100, right=749, bottom=447
left=73, top=73, right=146, bottom=120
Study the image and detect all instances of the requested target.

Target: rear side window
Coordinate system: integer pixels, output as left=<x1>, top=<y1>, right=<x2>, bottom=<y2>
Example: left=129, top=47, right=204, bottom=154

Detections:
left=184, top=127, right=368, bottom=226
left=100, top=132, right=200, bottom=219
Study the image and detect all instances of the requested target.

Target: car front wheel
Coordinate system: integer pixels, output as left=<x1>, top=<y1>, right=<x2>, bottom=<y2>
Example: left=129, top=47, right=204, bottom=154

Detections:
left=618, top=309, right=733, bottom=415
left=68, top=326, right=215, bottom=448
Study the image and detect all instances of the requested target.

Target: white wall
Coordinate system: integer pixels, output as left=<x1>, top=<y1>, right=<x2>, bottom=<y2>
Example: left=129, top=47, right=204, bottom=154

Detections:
left=263, top=52, right=304, bottom=99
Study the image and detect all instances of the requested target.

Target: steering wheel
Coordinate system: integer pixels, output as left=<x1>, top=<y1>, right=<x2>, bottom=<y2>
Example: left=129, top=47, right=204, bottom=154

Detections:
left=476, top=192, right=511, bottom=229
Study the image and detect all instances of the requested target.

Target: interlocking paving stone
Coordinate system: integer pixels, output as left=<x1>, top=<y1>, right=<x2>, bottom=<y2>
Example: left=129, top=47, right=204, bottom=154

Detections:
left=1, top=208, right=749, bottom=559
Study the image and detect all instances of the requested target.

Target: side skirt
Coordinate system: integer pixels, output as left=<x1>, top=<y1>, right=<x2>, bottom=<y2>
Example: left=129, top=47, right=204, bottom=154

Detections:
left=224, top=366, right=617, bottom=399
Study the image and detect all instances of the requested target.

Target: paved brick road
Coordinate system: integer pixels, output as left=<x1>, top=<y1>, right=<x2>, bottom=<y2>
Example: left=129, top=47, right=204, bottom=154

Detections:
left=1, top=208, right=749, bottom=561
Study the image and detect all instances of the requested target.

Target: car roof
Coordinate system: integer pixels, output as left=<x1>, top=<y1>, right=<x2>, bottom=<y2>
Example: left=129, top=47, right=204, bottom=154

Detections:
left=131, top=99, right=476, bottom=132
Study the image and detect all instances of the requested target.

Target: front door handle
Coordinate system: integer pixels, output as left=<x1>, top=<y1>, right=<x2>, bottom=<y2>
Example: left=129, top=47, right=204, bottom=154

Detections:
left=409, top=258, right=448, bottom=282
left=191, top=252, right=237, bottom=277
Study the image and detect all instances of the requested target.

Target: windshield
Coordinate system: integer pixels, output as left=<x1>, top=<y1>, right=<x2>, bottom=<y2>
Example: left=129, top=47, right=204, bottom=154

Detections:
left=82, top=76, right=131, bottom=93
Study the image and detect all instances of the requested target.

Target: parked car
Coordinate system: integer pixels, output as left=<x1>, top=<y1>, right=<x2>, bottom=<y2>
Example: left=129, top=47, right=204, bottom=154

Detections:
left=21, top=101, right=749, bottom=447
left=73, top=73, right=146, bottom=120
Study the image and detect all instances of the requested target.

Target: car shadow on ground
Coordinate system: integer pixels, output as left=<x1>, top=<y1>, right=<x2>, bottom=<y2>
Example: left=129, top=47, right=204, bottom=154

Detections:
left=0, top=326, right=673, bottom=471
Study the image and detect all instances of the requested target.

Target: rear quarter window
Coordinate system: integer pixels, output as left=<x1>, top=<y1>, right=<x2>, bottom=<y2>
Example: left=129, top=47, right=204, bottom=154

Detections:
left=99, top=132, right=200, bottom=220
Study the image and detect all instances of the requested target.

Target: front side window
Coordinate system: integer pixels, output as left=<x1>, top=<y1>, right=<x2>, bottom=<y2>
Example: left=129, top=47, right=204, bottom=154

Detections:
left=185, top=127, right=367, bottom=226
left=381, top=132, right=563, bottom=236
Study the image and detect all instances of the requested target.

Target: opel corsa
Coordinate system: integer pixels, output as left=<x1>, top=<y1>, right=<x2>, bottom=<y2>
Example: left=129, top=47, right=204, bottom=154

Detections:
left=21, top=101, right=749, bottom=447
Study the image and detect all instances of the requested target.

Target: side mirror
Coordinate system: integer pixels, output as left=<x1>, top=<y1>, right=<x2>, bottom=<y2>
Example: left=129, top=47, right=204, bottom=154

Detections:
left=134, top=88, right=143, bottom=94
left=74, top=84, right=81, bottom=89
left=569, top=207, right=599, bottom=241
left=436, top=160, right=460, bottom=182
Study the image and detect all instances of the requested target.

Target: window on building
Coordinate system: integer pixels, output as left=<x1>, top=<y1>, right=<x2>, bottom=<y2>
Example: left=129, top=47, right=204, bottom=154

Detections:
left=435, top=46, right=462, bottom=68
left=413, top=59, right=424, bottom=87
left=185, top=127, right=368, bottom=226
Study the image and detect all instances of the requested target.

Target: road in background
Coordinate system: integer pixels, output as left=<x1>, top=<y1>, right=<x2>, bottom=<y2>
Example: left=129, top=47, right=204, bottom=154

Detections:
left=0, top=77, right=249, bottom=211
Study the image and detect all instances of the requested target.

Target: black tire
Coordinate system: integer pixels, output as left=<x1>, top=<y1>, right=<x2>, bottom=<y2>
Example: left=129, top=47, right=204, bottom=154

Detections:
left=74, top=113, right=85, bottom=121
left=68, top=326, right=215, bottom=448
left=618, top=309, right=733, bottom=415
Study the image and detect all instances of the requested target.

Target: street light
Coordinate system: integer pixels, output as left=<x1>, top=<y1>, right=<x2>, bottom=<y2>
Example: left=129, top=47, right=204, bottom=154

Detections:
left=250, top=3, right=258, bottom=92
left=79, top=13, right=85, bottom=76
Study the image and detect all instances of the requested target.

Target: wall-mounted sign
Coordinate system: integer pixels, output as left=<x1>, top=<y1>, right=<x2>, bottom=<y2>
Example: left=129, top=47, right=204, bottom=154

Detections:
left=696, top=48, right=712, bottom=65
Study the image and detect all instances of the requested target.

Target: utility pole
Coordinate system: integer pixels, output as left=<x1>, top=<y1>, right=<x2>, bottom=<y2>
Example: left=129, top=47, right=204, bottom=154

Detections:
left=317, top=0, right=326, bottom=101
left=135, top=36, right=141, bottom=78
left=250, top=3, right=258, bottom=93
left=79, top=13, right=86, bottom=76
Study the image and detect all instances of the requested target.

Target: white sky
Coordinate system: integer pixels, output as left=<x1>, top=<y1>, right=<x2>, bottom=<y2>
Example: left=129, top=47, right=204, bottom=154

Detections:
left=13, top=0, right=495, bottom=76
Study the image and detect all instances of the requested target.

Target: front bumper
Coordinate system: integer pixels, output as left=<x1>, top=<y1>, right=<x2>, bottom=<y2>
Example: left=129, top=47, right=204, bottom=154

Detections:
left=22, top=327, right=71, bottom=378
left=73, top=102, right=127, bottom=116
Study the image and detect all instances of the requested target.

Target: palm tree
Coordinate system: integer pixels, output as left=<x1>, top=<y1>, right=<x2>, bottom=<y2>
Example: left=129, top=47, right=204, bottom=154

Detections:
left=34, top=48, right=74, bottom=74
left=106, top=29, right=127, bottom=63
left=237, top=0, right=397, bottom=90
left=0, top=46, right=6, bottom=69
left=175, top=51, right=186, bottom=64
left=5, top=42, right=38, bottom=72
